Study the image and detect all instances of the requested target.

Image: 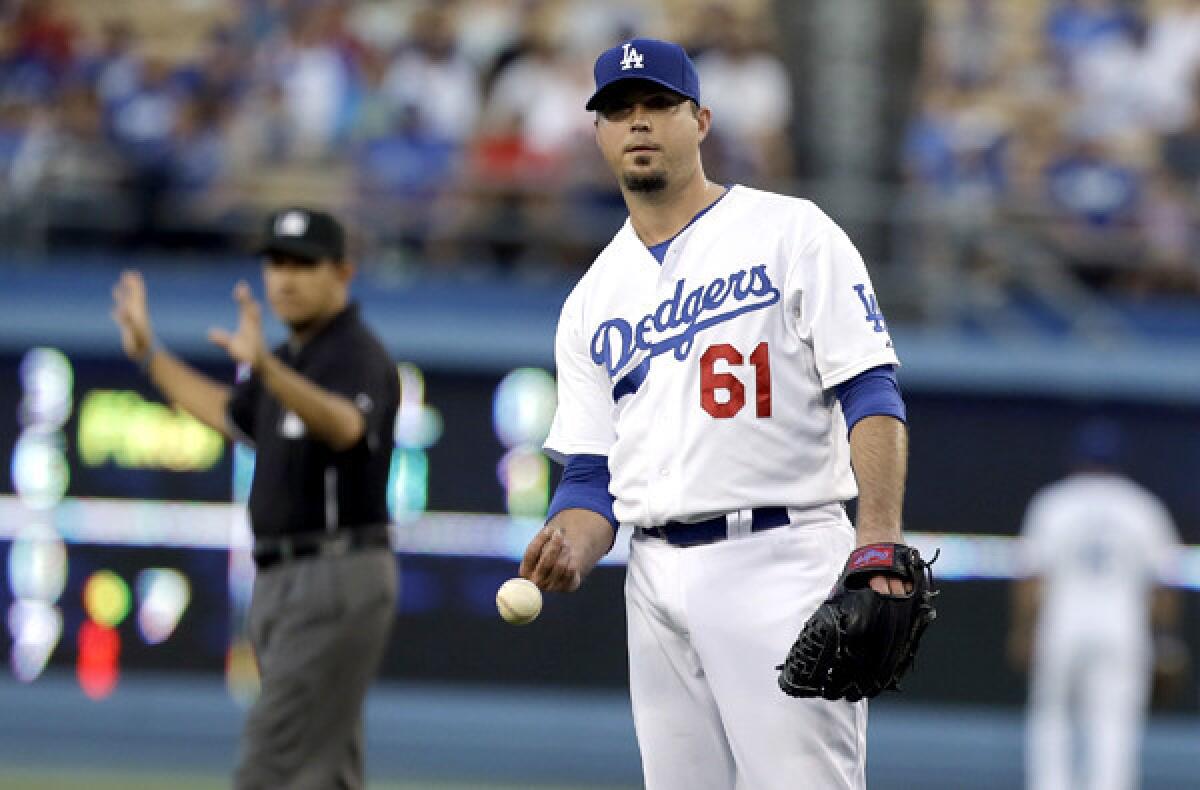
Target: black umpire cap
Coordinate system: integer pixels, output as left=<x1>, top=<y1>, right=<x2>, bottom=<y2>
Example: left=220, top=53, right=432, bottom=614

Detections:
left=256, top=206, right=346, bottom=263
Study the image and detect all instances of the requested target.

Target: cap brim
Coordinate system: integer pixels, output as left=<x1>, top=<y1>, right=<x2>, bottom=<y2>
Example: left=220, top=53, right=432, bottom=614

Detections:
left=585, top=77, right=696, bottom=111
left=255, top=238, right=328, bottom=263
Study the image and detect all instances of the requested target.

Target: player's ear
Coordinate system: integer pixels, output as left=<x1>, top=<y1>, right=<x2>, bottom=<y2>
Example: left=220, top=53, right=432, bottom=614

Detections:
left=695, top=104, right=712, bottom=143
left=334, top=259, right=356, bottom=284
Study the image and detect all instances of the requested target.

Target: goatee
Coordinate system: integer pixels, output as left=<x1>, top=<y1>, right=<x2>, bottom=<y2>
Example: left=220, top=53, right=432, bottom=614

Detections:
left=623, top=172, right=668, bottom=193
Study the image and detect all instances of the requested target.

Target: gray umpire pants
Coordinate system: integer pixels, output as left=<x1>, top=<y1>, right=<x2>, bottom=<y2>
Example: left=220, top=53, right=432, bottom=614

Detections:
left=233, top=547, right=397, bottom=790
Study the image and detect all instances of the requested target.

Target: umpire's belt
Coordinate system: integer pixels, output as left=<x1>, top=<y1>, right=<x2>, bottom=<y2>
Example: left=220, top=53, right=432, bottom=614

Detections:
left=253, top=524, right=391, bottom=569
left=643, top=507, right=790, bottom=548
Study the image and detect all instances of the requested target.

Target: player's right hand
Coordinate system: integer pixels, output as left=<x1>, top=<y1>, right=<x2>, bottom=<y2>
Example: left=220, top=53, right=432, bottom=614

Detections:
left=1006, top=629, right=1032, bottom=672
left=520, top=524, right=583, bottom=593
left=111, top=270, right=155, bottom=363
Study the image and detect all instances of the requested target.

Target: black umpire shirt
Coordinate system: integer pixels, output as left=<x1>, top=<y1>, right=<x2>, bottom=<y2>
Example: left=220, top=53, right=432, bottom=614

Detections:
left=227, top=304, right=399, bottom=537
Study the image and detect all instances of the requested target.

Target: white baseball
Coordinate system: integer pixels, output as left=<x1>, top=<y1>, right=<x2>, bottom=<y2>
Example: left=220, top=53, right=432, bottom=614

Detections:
left=496, top=577, right=543, bottom=625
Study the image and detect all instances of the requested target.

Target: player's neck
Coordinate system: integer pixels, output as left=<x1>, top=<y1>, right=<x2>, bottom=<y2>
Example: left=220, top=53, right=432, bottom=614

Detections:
left=626, top=174, right=726, bottom=247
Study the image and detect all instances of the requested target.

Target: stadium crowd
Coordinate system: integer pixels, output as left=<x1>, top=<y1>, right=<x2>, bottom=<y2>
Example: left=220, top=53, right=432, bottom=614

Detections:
left=1, top=0, right=1199, bottom=299
left=0, top=0, right=790, bottom=274
left=907, top=0, right=1200, bottom=297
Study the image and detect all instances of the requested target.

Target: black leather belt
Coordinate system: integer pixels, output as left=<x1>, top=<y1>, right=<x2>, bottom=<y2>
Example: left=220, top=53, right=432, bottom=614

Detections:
left=643, top=506, right=790, bottom=548
left=253, top=525, right=392, bottom=569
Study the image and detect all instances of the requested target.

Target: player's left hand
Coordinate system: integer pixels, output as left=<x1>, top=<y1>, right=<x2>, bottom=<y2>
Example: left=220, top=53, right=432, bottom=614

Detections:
left=868, top=574, right=912, bottom=596
left=858, top=535, right=913, bottom=595
left=777, top=542, right=938, bottom=701
left=208, top=281, right=267, bottom=370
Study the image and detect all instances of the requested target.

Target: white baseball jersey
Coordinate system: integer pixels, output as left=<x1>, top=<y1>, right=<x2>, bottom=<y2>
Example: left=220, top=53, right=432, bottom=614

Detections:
left=1019, top=472, right=1179, bottom=642
left=544, top=185, right=899, bottom=527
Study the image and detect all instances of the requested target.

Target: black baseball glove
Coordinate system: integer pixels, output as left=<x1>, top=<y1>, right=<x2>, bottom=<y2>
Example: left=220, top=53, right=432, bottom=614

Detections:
left=777, top=542, right=938, bottom=702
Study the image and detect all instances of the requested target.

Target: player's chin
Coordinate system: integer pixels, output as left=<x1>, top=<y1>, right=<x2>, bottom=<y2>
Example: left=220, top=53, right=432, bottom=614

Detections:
left=270, top=301, right=299, bottom=321
left=622, top=168, right=669, bottom=193
left=273, top=301, right=316, bottom=328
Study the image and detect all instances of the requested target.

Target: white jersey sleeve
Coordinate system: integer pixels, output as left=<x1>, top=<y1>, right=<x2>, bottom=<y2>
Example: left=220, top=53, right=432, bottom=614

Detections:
left=1016, top=488, right=1056, bottom=576
left=1142, top=493, right=1182, bottom=582
left=788, top=206, right=899, bottom=389
left=543, top=285, right=617, bottom=464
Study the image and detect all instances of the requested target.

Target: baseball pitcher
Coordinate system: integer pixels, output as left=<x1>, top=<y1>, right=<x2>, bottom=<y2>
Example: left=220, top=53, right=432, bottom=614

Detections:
left=520, top=38, right=936, bottom=790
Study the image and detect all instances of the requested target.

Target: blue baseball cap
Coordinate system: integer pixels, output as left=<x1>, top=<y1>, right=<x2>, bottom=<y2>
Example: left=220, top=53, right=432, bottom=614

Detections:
left=1070, top=419, right=1123, bottom=467
left=585, top=38, right=700, bottom=111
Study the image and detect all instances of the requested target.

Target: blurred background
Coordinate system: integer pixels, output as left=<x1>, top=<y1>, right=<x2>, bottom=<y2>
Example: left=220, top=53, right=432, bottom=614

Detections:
left=0, top=0, right=1198, bottom=788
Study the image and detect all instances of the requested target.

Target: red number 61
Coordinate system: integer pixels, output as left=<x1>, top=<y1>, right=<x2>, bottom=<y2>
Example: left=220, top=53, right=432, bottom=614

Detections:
left=699, top=342, right=771, bottom=419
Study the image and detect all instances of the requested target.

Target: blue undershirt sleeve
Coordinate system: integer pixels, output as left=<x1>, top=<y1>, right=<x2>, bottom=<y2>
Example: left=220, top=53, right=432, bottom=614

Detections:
left=546, top=453, right=618, bottom=532
left=834, top=365, right=907, bottom=434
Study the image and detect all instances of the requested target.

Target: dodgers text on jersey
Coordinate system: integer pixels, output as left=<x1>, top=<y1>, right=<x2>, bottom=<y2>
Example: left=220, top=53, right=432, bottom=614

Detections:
left=589, top=264, right=781, bottom=379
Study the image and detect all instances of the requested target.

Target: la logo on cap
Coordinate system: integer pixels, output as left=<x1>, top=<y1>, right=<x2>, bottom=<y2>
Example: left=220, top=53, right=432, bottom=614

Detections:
left=619, top=42, right=644, bottom=71
left=276, top=210, right=309, bottom=237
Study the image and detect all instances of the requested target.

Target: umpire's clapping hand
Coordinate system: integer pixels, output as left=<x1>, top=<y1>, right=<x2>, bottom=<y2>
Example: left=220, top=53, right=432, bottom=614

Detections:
left=111, top=270, right=155, bottom=363
left=208, top=281, right=267, bottom=371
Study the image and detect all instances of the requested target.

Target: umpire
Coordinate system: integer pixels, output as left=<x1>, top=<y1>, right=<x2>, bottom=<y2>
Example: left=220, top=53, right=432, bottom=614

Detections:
left=111, top=206, right=400, bottom=789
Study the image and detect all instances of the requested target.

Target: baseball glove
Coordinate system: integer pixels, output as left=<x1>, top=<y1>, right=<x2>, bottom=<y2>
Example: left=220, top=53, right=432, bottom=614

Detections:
left=777, top=542, right=938, bottom=702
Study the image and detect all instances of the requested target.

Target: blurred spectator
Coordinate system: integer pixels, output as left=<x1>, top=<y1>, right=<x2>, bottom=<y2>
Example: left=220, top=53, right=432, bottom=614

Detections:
left=75, top=21, right=140, bottom=108
left=353, top=101, right=461, bottom=266
left=380, top=5, right=481, bottom=147
left=9, top=0, right=75, bottom=80
left=904, top=85, right=1009, bottom=200
left=175, top=26, right=253, bottom=109
left=692, top=5, right=794, bottom=184
left=433, top=14, right=592, bottom=271
left=428, top=109, right=563, bottom=271
left=172, top=96, right=226, bottom=193
left=1161, top=71, right=1200, bottom=182
left=451, top=0, right=524, bottom=75
left=455, top=0, right=661, bottom=76
left=1131, top=169, right=1200, bottom=295
left=107, top=57, right=188, bottom=248
left=553, top=0, right=664, bottom=56
left=166, top=94, right=238, bottom=251
left=1040, top=137, right=1143, bottom=281
left=225, top=79, right=298, bottom=168
left=238, top=0, right=291, bottom=46
left=344, top=0, right=416, bottom=56
left=922, top=0, right=1006, bottom=89
left=1068, top=15, right=1157, bottom=142
left=258, top=2, right=359, bottom=161
left=7, top=80, right=123, bottom=249
left=107, top=55, right=188, bottom=159
left=484, top=25, right=592, bottom=160
left=0, top=1, right=67, bottom=106
left=1044, top=0, right=1138, bottom=78
left=902, top=83, right=1011, bottom=283
left=1141, top=0, right=1200, bottom=133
